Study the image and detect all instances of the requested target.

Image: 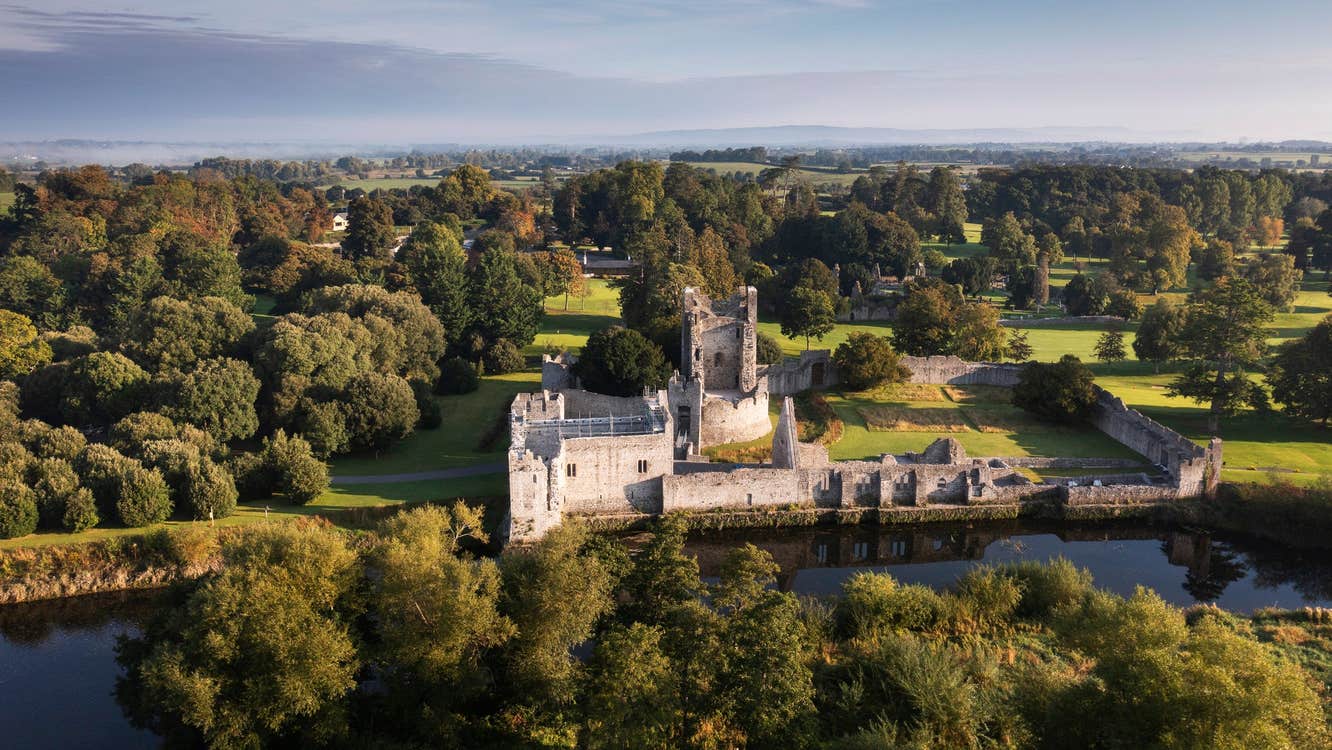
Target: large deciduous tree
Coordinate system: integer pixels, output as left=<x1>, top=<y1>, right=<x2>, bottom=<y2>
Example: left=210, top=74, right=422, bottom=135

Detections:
left=780, top=286, right=836, bottom=350
left=1013, top=355, right=1097, bottom=424
left=1167, top=278, right=1274, bottom=432
left=1268, top=315, right=1332, bottom=426
left=342, top=195, right=397, bottom=261
left=833, top=333, right=910, bottom=391
left=572, top=326, right=672, bottom=397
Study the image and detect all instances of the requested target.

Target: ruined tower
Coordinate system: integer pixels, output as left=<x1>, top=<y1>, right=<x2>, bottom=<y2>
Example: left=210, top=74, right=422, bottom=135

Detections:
left=771, top=396, right=799, bottom=469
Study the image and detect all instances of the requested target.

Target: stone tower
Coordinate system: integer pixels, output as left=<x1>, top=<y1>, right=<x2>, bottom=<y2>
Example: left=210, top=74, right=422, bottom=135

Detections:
left=680, top=286, right=758, bottom=392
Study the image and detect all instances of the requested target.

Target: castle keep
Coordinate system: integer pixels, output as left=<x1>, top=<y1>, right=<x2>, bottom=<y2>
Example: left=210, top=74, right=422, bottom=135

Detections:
left=506, top=288, right=1222, bottom=543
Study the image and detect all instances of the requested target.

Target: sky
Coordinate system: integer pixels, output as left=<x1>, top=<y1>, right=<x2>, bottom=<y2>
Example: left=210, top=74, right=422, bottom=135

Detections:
left=2, top=0, right=1330, bottom=144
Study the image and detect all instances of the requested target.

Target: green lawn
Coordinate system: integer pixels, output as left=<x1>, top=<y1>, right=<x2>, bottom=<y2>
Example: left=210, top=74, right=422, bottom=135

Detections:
left=526, top=279, right=622, bottom=356
left=328, top=370, right=537, bottom=477
left=0, top=191, right=13, bottom=213
left=824, top=386, right=1142, bottom=462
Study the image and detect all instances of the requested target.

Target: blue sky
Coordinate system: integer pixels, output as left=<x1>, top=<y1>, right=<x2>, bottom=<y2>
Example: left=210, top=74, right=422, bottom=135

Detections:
left=2, top=1, right=1329, bottom=143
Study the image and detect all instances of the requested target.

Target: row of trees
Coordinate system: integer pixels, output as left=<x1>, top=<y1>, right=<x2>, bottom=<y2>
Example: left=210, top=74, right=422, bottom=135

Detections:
left=114, top=511, right=1330, bottom=748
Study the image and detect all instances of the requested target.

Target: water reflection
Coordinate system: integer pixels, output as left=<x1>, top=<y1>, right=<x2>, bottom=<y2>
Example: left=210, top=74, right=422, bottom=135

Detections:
left=683, top=521, right=1332, bottom=611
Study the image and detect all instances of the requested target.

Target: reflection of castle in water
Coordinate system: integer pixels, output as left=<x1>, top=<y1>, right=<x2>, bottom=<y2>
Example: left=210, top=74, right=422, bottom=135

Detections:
left=685, top=523, right=1223, bottom=593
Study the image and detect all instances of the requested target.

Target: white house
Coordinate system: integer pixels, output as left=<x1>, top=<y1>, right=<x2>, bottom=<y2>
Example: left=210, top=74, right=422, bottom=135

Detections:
left=332, top=212, right=349, bottom=232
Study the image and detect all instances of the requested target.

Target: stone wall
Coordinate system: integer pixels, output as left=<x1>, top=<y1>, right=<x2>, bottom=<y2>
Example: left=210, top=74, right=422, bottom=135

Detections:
left=561, top=389, right=656, bottom=418
left=763, top=350, right=837, bottom=395
left=700, top=389, right=772, bottom=447
left=997, top=456, right=1145, bottom=469
left=662, top=467, right=801, bottom=511
left=560, top=431, right=674, bottom=514
left=1062, top=484, right=1180, bottom=506
left=900, top=355, right=1022, bottom=387
left=1088, top=387, right=1221, bottom=497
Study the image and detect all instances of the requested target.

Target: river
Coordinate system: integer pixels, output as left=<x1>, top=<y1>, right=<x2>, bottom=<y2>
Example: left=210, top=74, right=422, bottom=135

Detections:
left=2, top=520, right=1329, bottom=748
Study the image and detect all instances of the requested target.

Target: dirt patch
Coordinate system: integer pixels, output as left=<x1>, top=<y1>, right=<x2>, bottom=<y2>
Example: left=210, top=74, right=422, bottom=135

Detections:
left=858, top=406, right=970, bottom=432
left=942, top=385, right=1012, bottom=404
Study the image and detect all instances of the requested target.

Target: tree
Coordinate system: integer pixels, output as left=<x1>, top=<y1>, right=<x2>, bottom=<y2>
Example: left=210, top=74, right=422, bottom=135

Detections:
left=692, top=226, right=739, bottom=299
left=56, top=352, right=149, bottom=425
left=467, top=250, right=543, bottom=349
left=1006, top=329, right=1033, bottom=362
left=535, top=248, right=586, bottom=310
left=1167, top=278, right=1274, bottom=432
left=926, top=166, right=968, bottom=244
left=117, top=522, right=360, bottom=747
left=372, top=504, right=512, bottom=723
left=1062, top=273, right=1114, bottom=317
left=833, top=333, right=910, bottom=391
left=1133, top=298, right=1183, bottom=372
left=941, top=256, right=997, bottom=298
left=983, top=212, right=1037, bottom=269
left=340, top=372, right=418, bottom=452
left=780, top=286, right=836, bottom=350
left=1094, top=328, right=1127, bottom=363
left=155, top=357, right=260, bottom=442
left=756, top=331, right=784, bottom=364
left=1268, top=315, right=1332, bottom=425
left=142, top=440, right=237, bottom=520
left=499, top=524, right=614, bottom=701
left=122, top=296, right=253, bottom=371
left=0, top=309, right=52, bottom=379
left=398, top=221, right=471, bottom=347
left=342, top=195, right=397, bottom=261
left=1242, top=252, right=1302, bottom=312
left=951, top=302, right=1007, bottom=361
left=263, top=430, right=329, bottom=504
left=301, top=284, right=447, bottom=382
left=572, top=326, right=672, bottom=397
left=582, top=623, right=681, bottom=749
left=1013, top=355, right=1097, bottom=424
left=1196, top=239, right=1236, bottom=281
left=892, top=281, right=960, bottom=356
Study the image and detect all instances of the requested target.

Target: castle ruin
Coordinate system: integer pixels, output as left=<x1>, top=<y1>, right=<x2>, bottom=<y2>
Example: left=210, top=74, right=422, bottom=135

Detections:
left=506, top=288, right=1222, bottom=543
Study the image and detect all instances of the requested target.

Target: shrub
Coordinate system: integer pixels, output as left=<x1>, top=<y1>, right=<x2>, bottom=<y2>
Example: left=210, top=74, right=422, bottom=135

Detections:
left=27, top=457, right=81, bottom=529
left=482, top=338, right=525, bottom=375
left=115, top=464, right=172, bottom=527
left=61, top=487, right=99, bottom=532
left=409, top=378, right=442, bottom=429
left=756, top=331, right=785, bottom=365
left=436, top=356, right=479, bottom=395
left=264, top=430, right=328, bottom=505
left=0, top=480, right=39, bottom=538
left=948, top=567, right=1024, bottom=633
left=996, top=558, right=1095, bottom=620
left=835, top=572, right=945, bottom=639
left=229, top=451, right=273, bottom=501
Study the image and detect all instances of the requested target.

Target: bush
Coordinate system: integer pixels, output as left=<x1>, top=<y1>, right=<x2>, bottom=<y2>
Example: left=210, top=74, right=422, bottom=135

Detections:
left=833, top=333, right=910, bottom=391
left=229, top=451, right=273, bottom=501
left=756, top=332, right=785, bottom=365
left=995, top=558, right=1093, bottom=620
left=1012, top=355, right=1097, bottom=424
left=27, top=457, right=81, bottom=529
left=436, top=356, right=479, bottom=395
left=835, top=572, right=946, bottom=639
left=264, top=430, right=328, bottom=505
left=0, top=480, right=39, bottom=538
left=409, top=378, right=442, bottom=429
left=482, top=338, right=525, bottom=375
left=61, top=488, right=99, bottom=532
left=116, top=464, right=172, bottom=527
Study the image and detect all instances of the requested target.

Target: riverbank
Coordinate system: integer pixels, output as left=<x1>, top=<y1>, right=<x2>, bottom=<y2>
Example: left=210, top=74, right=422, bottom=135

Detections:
left=4, top=483, right=1329, bottom=605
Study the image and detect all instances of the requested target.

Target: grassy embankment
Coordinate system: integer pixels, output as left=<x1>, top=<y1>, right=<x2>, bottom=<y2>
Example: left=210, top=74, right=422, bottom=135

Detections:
left=0, top=191, right=13, bottom=213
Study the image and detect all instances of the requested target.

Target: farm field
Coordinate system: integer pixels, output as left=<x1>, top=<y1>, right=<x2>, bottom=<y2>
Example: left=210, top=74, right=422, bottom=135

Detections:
left=683, top=161, right=866, bottom=187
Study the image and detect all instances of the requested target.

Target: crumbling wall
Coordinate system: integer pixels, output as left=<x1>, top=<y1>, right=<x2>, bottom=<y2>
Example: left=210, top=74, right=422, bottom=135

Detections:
left=561, top=389, right=655, bottom=418
left=541, top=353, right=578, bottom=391
left=1062, top=484, right=1180, bottom=506
left=1088, top=387, right=1221, bottom=497
left=764, top=350, right=838, bottom=395
left=900, top=355, right=1022, bottom=387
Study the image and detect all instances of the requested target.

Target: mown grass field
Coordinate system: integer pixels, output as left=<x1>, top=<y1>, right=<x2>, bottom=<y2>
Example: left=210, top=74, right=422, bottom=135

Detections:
left=684, top=161, right=866, bottom=188
left=0, top=191, right=13, bottom=213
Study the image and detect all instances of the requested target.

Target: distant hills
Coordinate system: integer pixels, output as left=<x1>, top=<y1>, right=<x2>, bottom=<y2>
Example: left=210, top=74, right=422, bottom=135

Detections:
left=573, top=125, right=1172, bottom=147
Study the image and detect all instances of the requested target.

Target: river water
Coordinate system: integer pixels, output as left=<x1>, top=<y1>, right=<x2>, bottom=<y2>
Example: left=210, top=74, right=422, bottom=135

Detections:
left=2, top=521, right=1329, bottom=748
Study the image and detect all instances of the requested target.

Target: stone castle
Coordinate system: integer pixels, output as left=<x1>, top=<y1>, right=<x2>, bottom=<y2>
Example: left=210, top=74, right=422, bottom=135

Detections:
left=506, top=287, right=1222, bottom=543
